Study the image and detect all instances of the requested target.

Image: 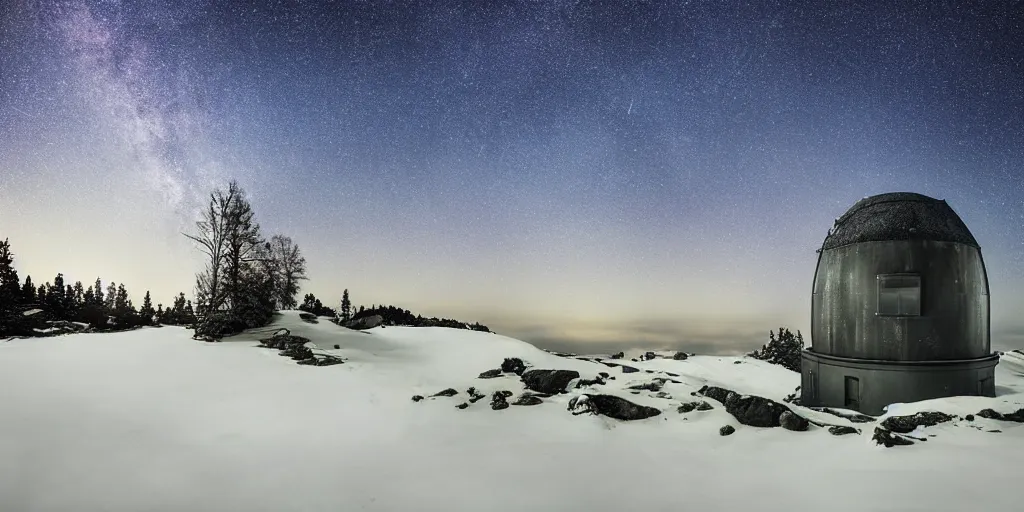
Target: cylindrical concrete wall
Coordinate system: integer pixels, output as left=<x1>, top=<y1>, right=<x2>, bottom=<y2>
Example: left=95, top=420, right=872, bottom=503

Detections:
left=801, top=350, right=998, bottom=415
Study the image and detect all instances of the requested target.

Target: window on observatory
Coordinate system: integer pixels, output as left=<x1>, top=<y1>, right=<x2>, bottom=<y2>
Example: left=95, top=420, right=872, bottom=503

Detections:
left=877, top=274, right=921, bottom=316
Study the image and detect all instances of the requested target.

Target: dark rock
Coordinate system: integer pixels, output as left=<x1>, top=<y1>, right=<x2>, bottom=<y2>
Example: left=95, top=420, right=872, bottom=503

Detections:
left=299, top=312, right=318, bottom=323
left=666, top=372, right=680, bottom=377
left=575, top=377, right=607, bottom=388
left=611, top=351, right=625, bottom=359
left=779, top=411, right=810, bottom=432
left=501, top=358, right=527, bottom=375
left=965, top=414, right=975, bottom=421
left=432, top=388, right=459, bottom=398
left=655, top=392, right=672, bottom=399
left=643, top=351, right=656, bottom=361
left=496, top=390, right=514, bottom=399
left=644, top=370, right=654, bottom=374
left=677, top=402, right=697, bottom=413
left=600, top=361, right=619, bottom=368
left=719, top=425, right=736, bottom=436
left=872, top=427, right=915, bottom=447
left=725, top=394, right=791, bottom=428
left=976, top=408, right=1024, bottom=422
left=455, top=403, right=469, bottom=410
left=490, top=391, right=510, bottom=410
left=283, top=345, right=314, bottom=361
left=698, top=386, right=736, bottom=405
left=568, top=394, right=661, bottom=421
left=345, top=314, right=384, bottom=330
left=631, top=358, right=639, bottom=362
left=828, top=425, right=859, bottom=436
left=620, top=366, right=639, bottom=374
left=412, top=395, right=424, bottom=402
left=296, top=358, right=318, bottom=365
left=521, top=369, right=580, bottom=394
left=988, top=429, right=1002, bottom=433
left=466, top=387, right=486, bottom=403
left=879, top=412, right=954, bottom=433
left=333, top=344, right=340, bottom=349
left=672, top=352, right=688, bottom=361
left=696, top=401, right=713, bottom=411
left=733, top=361, right=742, bottom=364
left=478, top=369, right=503, bottom=379
left=315, top=357, right=344, bottom=366
left=512, top=394, right=544, bottom=406
left=628, top=382, right=663, bottom=392
left=598, top=372, right=610, bottom=378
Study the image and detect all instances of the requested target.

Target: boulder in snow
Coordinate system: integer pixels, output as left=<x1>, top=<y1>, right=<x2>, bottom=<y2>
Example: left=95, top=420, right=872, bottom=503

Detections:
left=512, top=394, right=544, bottom=406
left=879, top=411, right=954, bottom=433
left=455, top=403, right=469, bottom=410
left=828, top=426, right=859, bottom=436
left=620, top=366, right=639, bottom=374
left=779, top=411, right=809, bottom=432
left=628, top=381, right=662, bottom=392
left=719, top=425, right=736, bottom=436
left=412, top=395, right=424, bottom=402
left=568, top=394, right=661, bottom=421
left=432, top=388, right=459, bottom=398
left=521, top=369, right=580, bottom=395
left=672, top=352, right=688, bottom=360
left=501, top=357, right=527, bottom=375
left=872, top=427, right=915, bottom=447
left=490, top=391, right=511, bottom=410
left=977, top=408, right=1024, bottom=423
left=478, top=369, right=503, bottom=379
left=346, top=315, right=384, bottom=330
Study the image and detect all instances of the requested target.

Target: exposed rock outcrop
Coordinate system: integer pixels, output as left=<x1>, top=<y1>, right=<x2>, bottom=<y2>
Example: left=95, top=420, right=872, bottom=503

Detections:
left=521, top=369, right=580, bottom=395
left=568, top=394, right=661, bottom=421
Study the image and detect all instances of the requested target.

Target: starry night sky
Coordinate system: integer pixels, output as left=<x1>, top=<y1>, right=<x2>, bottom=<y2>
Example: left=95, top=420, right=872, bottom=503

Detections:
left=1, top=1, right=1022, bottom=353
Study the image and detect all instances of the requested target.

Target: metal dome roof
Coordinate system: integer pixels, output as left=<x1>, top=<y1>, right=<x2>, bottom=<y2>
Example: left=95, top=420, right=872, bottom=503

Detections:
left=821, top=192, right=979, bottom=251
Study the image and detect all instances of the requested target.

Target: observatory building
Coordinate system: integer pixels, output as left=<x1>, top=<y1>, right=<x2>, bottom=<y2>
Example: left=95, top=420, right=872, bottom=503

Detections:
left=801, top=192, right=999, bottom=415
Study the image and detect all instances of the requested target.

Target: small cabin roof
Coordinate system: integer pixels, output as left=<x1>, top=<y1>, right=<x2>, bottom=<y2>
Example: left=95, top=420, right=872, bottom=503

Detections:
left=822, top=192, right=979, bottom=251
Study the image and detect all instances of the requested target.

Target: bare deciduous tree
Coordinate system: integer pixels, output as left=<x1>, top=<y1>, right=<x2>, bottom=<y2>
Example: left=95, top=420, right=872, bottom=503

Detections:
left=268, top=235, right=307, bottom=310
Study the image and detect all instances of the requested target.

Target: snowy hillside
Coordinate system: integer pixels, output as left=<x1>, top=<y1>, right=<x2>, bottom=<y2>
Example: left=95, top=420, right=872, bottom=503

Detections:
left=2, top=311, right=1022, bottom=512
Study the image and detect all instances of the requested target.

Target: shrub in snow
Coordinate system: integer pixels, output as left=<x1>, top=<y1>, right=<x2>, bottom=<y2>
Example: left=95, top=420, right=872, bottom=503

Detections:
left=747, top=327, right=804, bottom=372
left=466, top=387, right=486, bottom=403
left=879, top=411, right=954, bottom=433
left=194, top=312, right=245, bottom=339
left=501, top=358, right=527, bottom=375
left=411, top=395, right=424, bottom=402
left=828, top=426, right=859, bottom=436
left=610, top=352, right=624, bottom=359
left=719, top=425, right=736, bottom=436
left=520, top=369, right=580, bottom=395
left=672, top=352, right=688, bottom=360
left=567, top=394, right=661, bottom=421
left=641, top=351, right=656, bottom=361
left=696, top=401, right=713, bottom=411
left=456, top=403, right=469, bottom=410
left=299, top=312, right=318, bottom=323
left=478, top=368, right=503, bottom=379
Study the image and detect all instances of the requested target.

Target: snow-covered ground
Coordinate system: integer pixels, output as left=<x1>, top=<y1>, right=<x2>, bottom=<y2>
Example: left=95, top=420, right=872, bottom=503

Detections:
left=2, top=311, right=1022, bottom=512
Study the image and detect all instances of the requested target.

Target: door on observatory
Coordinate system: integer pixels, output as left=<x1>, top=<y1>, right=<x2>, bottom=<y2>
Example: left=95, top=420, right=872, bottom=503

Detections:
left=844, top=376, right=860, bottom=410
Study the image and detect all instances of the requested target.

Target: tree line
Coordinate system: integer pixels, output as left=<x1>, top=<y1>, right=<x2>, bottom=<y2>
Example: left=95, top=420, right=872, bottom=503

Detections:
left=297, top=289, right=491, bottom=332
left=0, top=238, right=197, bottom=336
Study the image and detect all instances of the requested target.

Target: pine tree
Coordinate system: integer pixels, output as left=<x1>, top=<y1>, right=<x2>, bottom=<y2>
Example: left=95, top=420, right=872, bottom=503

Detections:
left=37, top=284, right=46, bottom=305
left=184, top=300, right=197, bottom=325
left=155, top=304, right=164, bottom=324
left=105, top=282, right=117, bottom=311
left=0, top=239, right=24, bottom=335
left=21, top=275, right=35, bottom=304
left=94, top=278, right=104, bottom=307
left=139, top=291, right=156, bottom=326
left=340, top=289, right=352, bottom=322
